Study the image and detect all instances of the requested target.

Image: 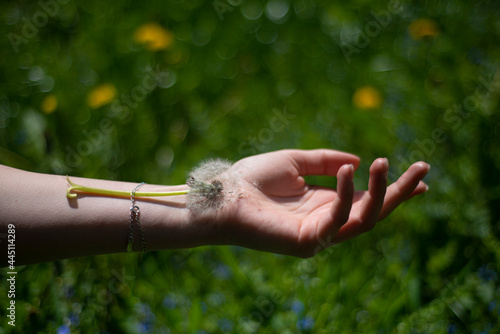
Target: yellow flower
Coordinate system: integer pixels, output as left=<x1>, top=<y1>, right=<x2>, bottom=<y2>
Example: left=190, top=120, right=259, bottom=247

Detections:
left=41, top=94, right=58, bottom=114
left=87, top=84, right=117, bottom=109
left=134, top=23, right=174, bottom=51
left=353, top=86, right=382, bottom=110
left=408, top=18, right=439, bottom=40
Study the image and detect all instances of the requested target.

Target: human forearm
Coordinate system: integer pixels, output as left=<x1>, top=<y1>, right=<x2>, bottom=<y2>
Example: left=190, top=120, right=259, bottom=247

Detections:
left=0, top=148, right=430, bottom=265
left=0, top=165, right=210, bottom=265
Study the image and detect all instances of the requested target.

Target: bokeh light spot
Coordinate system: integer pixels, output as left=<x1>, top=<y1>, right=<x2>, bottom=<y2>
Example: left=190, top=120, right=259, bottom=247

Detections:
left=353, top=86, right=382, bottom=110
left=242, top=1, right=264, bottom=20
left=265, top=0, right=290, bottom=22
left=41, top=94, right=58, bottom=114
left=134, top=23, right=174, bottom=51
left=408, top=18, right=439, bottom=40
left=86, top=84, right=117, bottom=109
left=28, top=66, right=44, bottom=82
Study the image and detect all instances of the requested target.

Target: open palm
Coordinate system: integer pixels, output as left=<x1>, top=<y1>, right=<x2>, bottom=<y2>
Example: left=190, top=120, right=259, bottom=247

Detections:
left=215, top=149, right=429, bottom=257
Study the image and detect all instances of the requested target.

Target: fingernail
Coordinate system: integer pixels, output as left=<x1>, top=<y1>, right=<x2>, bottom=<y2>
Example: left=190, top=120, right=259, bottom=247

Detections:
left=425, top=185, right=429, bottom=192
left=348, top=164, right=354, bottom=176
left=342, top=164, right=354, bottom=176
left=416, top=162, right=431, bottom=172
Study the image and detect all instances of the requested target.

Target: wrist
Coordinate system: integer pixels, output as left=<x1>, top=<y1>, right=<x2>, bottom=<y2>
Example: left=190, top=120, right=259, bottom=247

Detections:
left=128, top=183, right=211, bottom=252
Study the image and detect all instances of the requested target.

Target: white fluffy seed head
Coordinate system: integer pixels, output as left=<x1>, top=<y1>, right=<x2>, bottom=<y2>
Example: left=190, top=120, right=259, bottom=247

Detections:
left=186, top=158, right=240, bottom=213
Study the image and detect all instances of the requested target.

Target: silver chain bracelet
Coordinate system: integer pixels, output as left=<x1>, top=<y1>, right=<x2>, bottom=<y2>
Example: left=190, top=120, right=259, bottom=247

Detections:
left=127, top=182, right=146, bottom=253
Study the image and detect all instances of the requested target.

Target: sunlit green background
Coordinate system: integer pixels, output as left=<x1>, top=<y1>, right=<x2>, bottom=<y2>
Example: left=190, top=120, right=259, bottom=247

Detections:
left=1, top=0, right=500, bottom=333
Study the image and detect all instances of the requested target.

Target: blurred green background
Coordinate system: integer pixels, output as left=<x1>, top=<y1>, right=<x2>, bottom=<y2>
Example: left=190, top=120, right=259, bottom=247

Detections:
left=1, top=0, right=500, bottom=333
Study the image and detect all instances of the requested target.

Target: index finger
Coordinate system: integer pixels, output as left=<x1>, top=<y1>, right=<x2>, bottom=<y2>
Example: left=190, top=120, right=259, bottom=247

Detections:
left=286, top=149, right=360, bottom=176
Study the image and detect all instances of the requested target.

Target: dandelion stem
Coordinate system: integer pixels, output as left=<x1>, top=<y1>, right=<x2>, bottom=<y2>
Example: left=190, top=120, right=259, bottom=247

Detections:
left=66, top=176, right=190, bottom=199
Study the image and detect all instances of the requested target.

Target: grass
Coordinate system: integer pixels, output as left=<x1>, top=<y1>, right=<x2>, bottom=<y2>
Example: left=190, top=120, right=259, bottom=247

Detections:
left=1, top=0, right=499, bottom=332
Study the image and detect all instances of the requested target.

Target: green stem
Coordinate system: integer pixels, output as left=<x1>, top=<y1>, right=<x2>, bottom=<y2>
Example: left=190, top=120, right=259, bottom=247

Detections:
left=66, top=176, right=190, bottom=199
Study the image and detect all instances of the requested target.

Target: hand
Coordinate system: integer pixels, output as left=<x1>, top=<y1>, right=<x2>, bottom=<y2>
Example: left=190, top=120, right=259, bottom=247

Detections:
left=213, top=149, right=430, bottom=258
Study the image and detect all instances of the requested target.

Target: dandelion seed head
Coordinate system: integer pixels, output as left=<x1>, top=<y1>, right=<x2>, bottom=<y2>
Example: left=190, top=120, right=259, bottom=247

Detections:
left=186, top=159, right=240, bottom=213
left=189, top=159, right=232, bottom=181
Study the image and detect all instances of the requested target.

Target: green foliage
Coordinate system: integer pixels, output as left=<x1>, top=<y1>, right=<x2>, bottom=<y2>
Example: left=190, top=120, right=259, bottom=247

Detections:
left=1, top=0, right=500, bottom=332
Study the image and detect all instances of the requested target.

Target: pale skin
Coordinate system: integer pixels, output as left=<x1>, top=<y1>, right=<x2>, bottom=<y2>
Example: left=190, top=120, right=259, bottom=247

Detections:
left=0, top=149, right=430, bottom=266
